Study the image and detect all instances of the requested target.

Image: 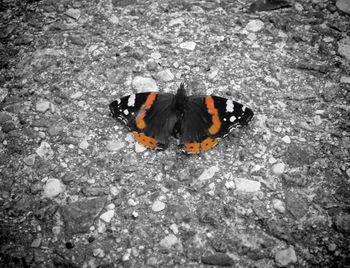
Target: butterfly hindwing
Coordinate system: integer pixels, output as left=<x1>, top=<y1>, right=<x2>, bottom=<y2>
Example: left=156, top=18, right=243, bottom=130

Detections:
left=180, top=95, right=254, bottom=153
left=109, top=92, right=176, bottom=148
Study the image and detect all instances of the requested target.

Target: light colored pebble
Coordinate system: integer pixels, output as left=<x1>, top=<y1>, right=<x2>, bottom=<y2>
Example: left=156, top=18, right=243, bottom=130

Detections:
left=281, top=136, right=291, bottom=144
left=36, top=100, right=51, bottom=112
left=272, top=163, right=285, bottom=175
left=198, top=166, right=219, bottom=181
left=275, top=247, right=297, bottom=267
left=272, top=199, right=286, bottom=213
left=235, top=178, right=261, bottom=192
left=245, top=19, right=264, bottom=32
left=43, top=178, right=65, bottom=198
left=179, top=41, right=196, bottom=50
left=152, top=200, right=166, bottom=212
left=106, top=140, right=124, bottom=152
left=100, top=210, right=115, bottom=223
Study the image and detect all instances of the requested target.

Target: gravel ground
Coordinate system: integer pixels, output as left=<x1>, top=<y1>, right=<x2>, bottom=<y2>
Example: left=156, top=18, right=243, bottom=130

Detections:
left=0, top=0, right=350, bottom=267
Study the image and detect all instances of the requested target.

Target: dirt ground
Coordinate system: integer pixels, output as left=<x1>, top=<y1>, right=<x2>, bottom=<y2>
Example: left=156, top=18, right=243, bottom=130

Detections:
left=0, top=0, right=350, bottom=267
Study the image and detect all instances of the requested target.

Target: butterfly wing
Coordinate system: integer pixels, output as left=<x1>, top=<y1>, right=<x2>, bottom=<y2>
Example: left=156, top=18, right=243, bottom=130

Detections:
left=110, top=92, right=177, bottom=149
left=180, top=95, right=254, bottom=153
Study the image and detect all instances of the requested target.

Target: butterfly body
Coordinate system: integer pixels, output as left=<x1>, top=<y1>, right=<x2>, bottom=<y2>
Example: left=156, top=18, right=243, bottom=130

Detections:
left=109, top=84, right=254, bottom=153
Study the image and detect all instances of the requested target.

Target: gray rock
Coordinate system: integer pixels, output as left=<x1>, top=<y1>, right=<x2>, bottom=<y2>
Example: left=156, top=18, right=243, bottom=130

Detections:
left=0, top=88, right=8, bottom=103
left=338, top=37, right=350, bottom=61
left=272, top=163, right=285, bottom=175
left=106, top=140, right=124, bottom=151
left=0, top=112, right=11, bottom=124
left=201, top=253, right=235, bottom=266
left=152, top=200, right=166, bottom=212
left=198, top=166, right=219, bottom=181
left=36, top=141, right=54, bottom=160
left=65, top=8, right=81, bottom=20
left=59, top=197, right=107, bottom=235
left=179, top=41, right=196, bottom=50
left=100, top=210, right=115, bottom=223
left=336, top=0, right=350, bottom=14
left=23, top=154, right=36, bottom=166
left=43, top=178, right=65, bottom=198
left=156, top=69, right=175, bottom=82
left=159, top=234, right=181, bottom=250
left=334, top=211, right=350, bottom=233
left=275, top=247, right=297, bottom=267
left=235, top=178, right=261, bottom=192
left=245, top=19, right=264, bottom=32
left=36, top=100, right=51, bottom=113
left=132, top=76, right=158, bottom=92
left=285, top=191, right=308, bottom=219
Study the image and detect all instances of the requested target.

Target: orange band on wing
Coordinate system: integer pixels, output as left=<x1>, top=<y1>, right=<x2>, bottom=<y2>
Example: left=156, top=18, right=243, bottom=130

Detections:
left=132, top=132, right=158, bottom=148
left=135, top=92, right=157, bottom=129
left=185, top=143, right=201, bottom=153
left=205, top=96, right=221, bottom=135
left=201, top=137, right=218, bottom=151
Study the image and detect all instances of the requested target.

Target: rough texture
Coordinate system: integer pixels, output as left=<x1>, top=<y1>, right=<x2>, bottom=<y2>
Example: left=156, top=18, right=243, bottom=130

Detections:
left=0, top=0, right=349, bottom=267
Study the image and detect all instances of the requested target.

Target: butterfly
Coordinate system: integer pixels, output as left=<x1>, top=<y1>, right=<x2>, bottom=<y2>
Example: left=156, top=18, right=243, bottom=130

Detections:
left=109, top=83, right=254, bottom=153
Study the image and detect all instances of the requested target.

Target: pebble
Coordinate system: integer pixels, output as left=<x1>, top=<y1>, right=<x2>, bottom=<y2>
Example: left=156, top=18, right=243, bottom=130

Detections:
left=127, top=198, right=137, bottom=207
left=272, top=163, right=285, bottom=175
left=340, top=76, right=350, bottom=84
left=179, top=41, right=196, bottom=50
left=295, top=2, right=303, bottom=11
left=269, top=157, right=277, bottom=164
left=225, top=180, right=235, bottom=189
left=106, top=203, right=115, bottom=210
left=281, top=136, right=291, bottom=144
left=100, top=210, right=115, bottom=223
left=48, top=124, right=63, bottom=136
left=106, top=140, right=124, bottom=151
left=122, top=248, right=131, bottom=262
left=338, top=37, right=350, bottom=61
left=0, top=88, right=8, bottom=103
left=31, top=237, right=42, bottom=248
left=23, top=154, right=36, bottom=166
left=79, top=139, right=90, bottom=150
left=201, top=253, right=235, bottom=266
left=152, top=200, right=166, bottom=212
left=272, top=199, right=286, bottom=213
left=43, top=178, right=65, bottom=198
left=156, top=69, right=175, bottom=82
left=135, top=142, right=147, bottom=152
left=334, top=211, right=350, bottom=233
left=36, top=100, right=51, bottom=113
left=36, top=141, right=54, bottom=160
left=108, top=14, right=119, bottom=24
left=313, top=115, right=322, bottom=126
left=336, top=0, right=350, bottom=14
left=150, top=52, right=161, bottom=59
left=71, top=91, right=83, bottom=99
left=110, top=186, right=120, bottom=196
left=169, top=18, right=183, bottom=27
left=92, top=248, right=105, bottom=258
left=146, top=59, right=158, bottom=71
left=198, top=166, right=219, bottom=181
left=146, top=257, right=158, bottom=266
left=275, top=247, right=297, bottom=267
left=132, top=76, right=158, bottom=92
left=235, top=178, right=261, bottom=192
left=328, top=243, right=337, bottom=252
left=169, top=223, right=179, bottom=234
left=0, top=112, right=11, bottom=124
left=245, top=19, right=264, bottom=32
left=159, top=234, right=180, bottom=249
left=65, top=8, right=81, bottom=20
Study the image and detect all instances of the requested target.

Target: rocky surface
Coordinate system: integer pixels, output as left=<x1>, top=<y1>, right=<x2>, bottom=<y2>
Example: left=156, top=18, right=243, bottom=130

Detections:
left=0, top=0, right=349, bottom=267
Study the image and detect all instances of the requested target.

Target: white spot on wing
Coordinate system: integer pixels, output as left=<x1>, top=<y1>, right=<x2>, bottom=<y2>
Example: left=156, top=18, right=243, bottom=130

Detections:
left=226, top=100, right=234, bottom=113
left=117, top=98, right=121, bottom=104
left=127, top=94, right=136, bottom=107
left=123, top=109, right=129, bottom=115
left=242, top=105, right=246, bottom=112
left=230, top=115, right=236, bottom=122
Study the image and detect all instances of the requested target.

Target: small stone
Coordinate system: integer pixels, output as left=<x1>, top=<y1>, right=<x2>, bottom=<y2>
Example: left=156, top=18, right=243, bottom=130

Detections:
left=150, top=52, right=161, bottom=59
left=334, top=211, right=350, bottom=233
left=36, top=100, right=51, bottom=112
left=328, top=243, right=337, bottom=252
left=146, top=60, right=158, bottom=71
left=106, top=203, right=115, bottom=210
left=0, top=112, right=12, bottom=124
left=65, top=8, right=81, bottom=20
left=295, top=2, right=303, bottom=11
left=245, top=19, right=264, bottom=32
left=281, top=136, right=291, bottom=144
left=71, top=91, right=83, bottom=99
left=122, top=248, right=131, bottom=262
left=23, top=154, right=36, bottom=166
left=2, top=122, right=15, bottom=133
left=313, top=115, right=322, bottom=126
left=100, top=210, right=115, bottom=223
left=48, top=124, right=63, bottom=136
left=346, top=169, right=350, bottom=178
left=152, top=200, right=166, bottom=212
left=272, top=163, right=285, bottom=175
left=169, top=223, right=179, bottom=234
left=272, top=199, right=286, bottom=213
left=109, top=14, right=119, bottom=24
left=135, top=142, right=147, bottom=152
left=340, top=76, right=350, bottom=84
left=336, top=0, right=350, bottom=14
left=31, top=237, right=42, bottom=248
left=159, top=234, right=181, bottom=249
left=179, top=41, right=196, bottom=50
left=36, top=141, right=54, bottom=160
left=269, top=157, right=277, bottom=164
left=225, top=180, right=235, bottom=189
left=130, top=48, right=144, bottom=60
left=275, top=247, right=297, bottom=267
left=127, top=198, right=137, bottom=207
left=79, top=139, right=89, bottom=149
left=169, top=18, right=183, bottom=27
left=156, top=69, right=175, bottom=81
left=0, top=88, right=8, bottom=103
left=92, top=248, right=105, bottom=258
left=235, top=178, right=261, bottom=192
left=198, top=166, right=219, bottom=181
left=106, top=140, right=124, bottom=151
left=110, top=186, right=120, bottom=196
left=338, top=37, right=350, bottom=61
left=146, top=257, right=158, bottom=266
left=132, top=76, right=158, bottom=92
left=43, top=178, right=65, bottom=198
